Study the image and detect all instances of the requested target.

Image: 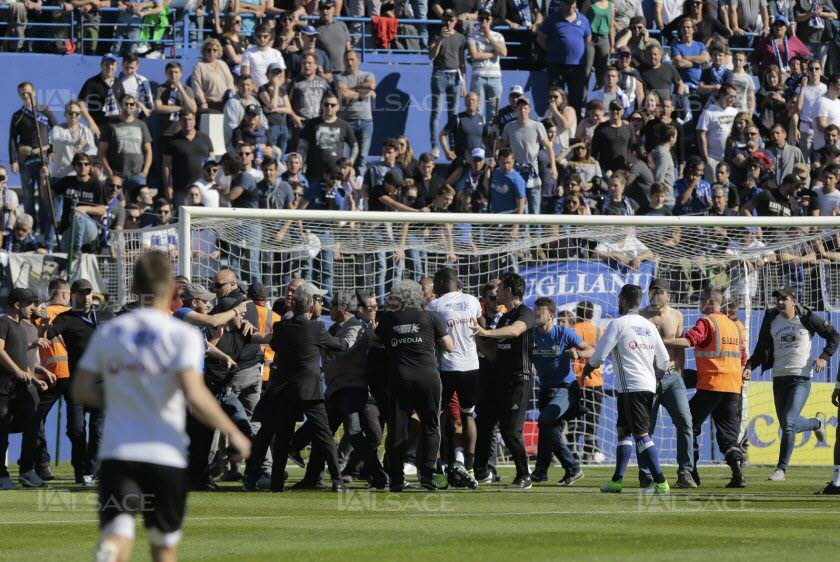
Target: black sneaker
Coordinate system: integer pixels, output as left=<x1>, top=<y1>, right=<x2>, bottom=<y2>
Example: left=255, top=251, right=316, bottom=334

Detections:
left=290, top=479, right=325, bottom=491
left=37, top=466, right=55, bottom=481
left=507, top=476, right=533, bottom=490
left=288, top=451, right=306, bottom=469
left=691, top=468, right=701, bottom=487
left=192, top=479, right=220, bottom=491
left=675, top=471, right=698, bottom=489
left=389, top=480, right=409, bottom=493
left=530, top=471, right=549, bottom=483
left=725, top=473, right=747, bottom=488
left=331, top=479, right=347, bottom=492
left=816, top=482, right=840, bottom=495
left=419, top=478, right=440, bottom=491
left=558, top=470, right=584, bottom=486
left=638, top=473, right=654, bottom=488
left=449, top=463, right=478, bottom=489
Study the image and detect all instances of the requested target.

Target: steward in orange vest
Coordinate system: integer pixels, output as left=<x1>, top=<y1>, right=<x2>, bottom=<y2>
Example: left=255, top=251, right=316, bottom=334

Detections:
left=571, top=300, right=605, bottom=463
left=666, top=288, right=747, bottom=489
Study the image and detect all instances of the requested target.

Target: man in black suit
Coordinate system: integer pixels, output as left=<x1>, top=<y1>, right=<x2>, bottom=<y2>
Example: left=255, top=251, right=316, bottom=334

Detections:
left=244, top=286, right=349, bottom=492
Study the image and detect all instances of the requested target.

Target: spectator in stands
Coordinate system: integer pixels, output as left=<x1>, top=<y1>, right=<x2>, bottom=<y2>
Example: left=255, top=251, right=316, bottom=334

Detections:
left=697, top=83, right=738, bottom=180
left=9, top=81, right=56, bottom=242
left=725, top=122, right=765, bottom=187
left=429, top=10, right=466, bottom=158
left=242, top=23, right=287, bottom=88
left=798, top=59, right=827, bottom=161
left=162, top=112, right=213, bottom=209
left=224, top=75, right=264, bottom=146
left=814, top=125, right=840, bottom=163
left=282, top=151, right=309, bottom=190
left=587, top=67, right=632, bottom=118
left=724, top=0, right=770, bottom=44
left=79, top=54, right=125, bottom=139
left=561, top=140, right=603, bottom=192
left=674, top=155, right=712, bottom=215
left=644, top=182, right=672, bottom=216
left=335, top=49, right=376, bottom=178
left=593, top=227, right=653, bottom=269
left=97, top=176, right=125, bottom=254
left=543, top=88, right=577, bottom=153
left=237, top=0, right=267, bottom=39
left=670, top=18, right=709, bottom=89
left=741, top=173, right=802, bottom=216
left=468, top=9, right=506, bottom=122
left=192, top=38, right=236, bottom=113
left=259, top=63, right=299, bottom=158
left=752, top=17, right=810, bottom=71
left=154, top=61, right=198, bottom=151
left=586, top=0, right=614, bottom=91
left=730, top=52, right=756, bottom=115
left=663, top=0, right=731, bottom=44
left=220, top=14, right=246, bottom=76
left=489, top=147, right=526, bottom=217
left=289, top=26, right=333, bottom=81
left=537, top=0, right=591, bottom=113
left=132, top=184, right=155, bottom=223
left=698, top=43, right=733, bottom=101
left=49, top=100, right=97, bottom=184
left=501, top=97, right=556, bottom=214
left=814, top=165, right=840, bottom=215
left=258, top=157, right=295, bottom=209
left=192, top=158, right=221, bottom=208
left=448, top=146, right=491, bottom=193
left=274, top=11, right=302, bottom=54
left=706, top=185, right=737, bottom=217
left=315, top=0, right=351, bottom=73
left=290, top=52, right=333, bottom=146
left=365, top=138, right=402, bottom=196
left=640, top=44, right=685, bottom=102
left=112, top=0, right=160, bottom=56
left=601, top=173, right=638, bottom=215
left=3, top=0, right=39, bottom=53
left=591, top=100, right=635, bottom=173
left=3, top=214, right=43, bottom=253
left=652, top=124, right=678, bottom=205
left=493, top=84, right=523, bottom=137
left=615, top=46, right=643, bottom=108
left=98, top=95, right=153, bottom=190
left=767, top=123, right=807, bottom=187
left=623, top=16, right=659, bottom=66
left=140, top=197, right=178, bottom=253
left=794, top=0, right=837, bottom=68
left=231, top=104, right=275, bottom=165
left=413, top=151, right=444, bottom=202
left=396, top=135, right=418, bottom=177
left=440, top=91, right=487, bottom=166
left=298, top=93, right=358, bottom=187
left=814, top=74, right=840, bottom=153
left=756, top=65, right=787, bottom=137
left=118, top=54, right=153, bottom=121
left=54, top=154, right=105, bottom=253
left=654, top=0, right=684, bottom=31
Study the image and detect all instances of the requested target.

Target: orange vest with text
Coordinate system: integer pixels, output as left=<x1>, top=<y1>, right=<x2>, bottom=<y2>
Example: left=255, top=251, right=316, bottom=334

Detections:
left=573, top=320, right=603, bottom=387
left=256, top=305, right=277, bottom=381
left=695, top=312, right=743, bottom=394
left=38, top=304, right=71, bottom=379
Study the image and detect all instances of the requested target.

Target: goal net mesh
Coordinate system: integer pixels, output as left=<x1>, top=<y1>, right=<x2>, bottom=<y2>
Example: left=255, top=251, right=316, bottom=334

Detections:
left=124, top=211, right=840, bottom=467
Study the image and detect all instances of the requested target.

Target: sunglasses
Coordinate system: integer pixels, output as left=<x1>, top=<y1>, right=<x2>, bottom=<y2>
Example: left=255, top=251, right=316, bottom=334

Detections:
left=0, top=175, right=6, bottom=182
left=109, top=183, right=123, bottom=189
left=323, top=102, right=338, bottom=108
left=213, top=282, right=230, bottom=289
left=238, top=151, right=253, bottom=156
left=67, top=110, right=81, bottom=116
left=124, top=102, right=136, bottom=107
left=293, top=192, right=303, bottom=198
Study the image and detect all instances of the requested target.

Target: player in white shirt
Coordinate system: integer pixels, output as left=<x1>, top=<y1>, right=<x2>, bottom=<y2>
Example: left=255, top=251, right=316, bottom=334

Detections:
left=72, top=250, right=251, bottom=562
left=426, top=267, right=482, bottom=489
left=584, top=284, right=671, bottom=494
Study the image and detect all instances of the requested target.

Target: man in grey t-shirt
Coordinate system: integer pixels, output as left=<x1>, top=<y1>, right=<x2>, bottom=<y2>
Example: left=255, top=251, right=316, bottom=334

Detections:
left=99, top=95, right=152, bottom=189
left=316, top=0, right=352, bottom=73
left=429, top=10, right=466, bottom=157
left=334, top=50, right=376, bottom=177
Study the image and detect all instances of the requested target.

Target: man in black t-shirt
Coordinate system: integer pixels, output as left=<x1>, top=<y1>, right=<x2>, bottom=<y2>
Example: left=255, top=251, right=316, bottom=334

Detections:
left=162, top=112, right=212, bottom=210
left=0, top=289, right=53, bottom=489
left=298, top=93, right=357, bottom=184
left=440, top=91, right=487, bottom=166
left=375, top=280, right=454, bottom=491
left=472, top=271, right=536, bottom=489
left=429, top=10, right=467, bottom=157
left=53, top=153, right=106, bottom=254
left=153, top=61, right=198, bottom=150
left=639, top=45, right=685, bottom=101
left=740, top=174, right=802, bottom=218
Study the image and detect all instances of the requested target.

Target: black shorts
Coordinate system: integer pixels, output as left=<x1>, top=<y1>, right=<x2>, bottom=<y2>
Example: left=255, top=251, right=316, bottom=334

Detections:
left=441, top=370, right=480, bottom=412
left=616, top=391, right=654, bottom=436
left=99, top=460, right=188, bottom=534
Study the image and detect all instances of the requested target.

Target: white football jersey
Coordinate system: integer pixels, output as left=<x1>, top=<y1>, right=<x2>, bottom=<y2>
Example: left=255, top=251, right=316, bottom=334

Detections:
left=427, top=291, right=482, bottom=372
left=78, top=308, right=205, bottom=468
left=589, top=313, right=670, bottom=393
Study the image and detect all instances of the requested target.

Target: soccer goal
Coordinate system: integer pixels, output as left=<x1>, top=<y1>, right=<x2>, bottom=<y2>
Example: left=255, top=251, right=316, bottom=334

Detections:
left=166, top=208, right=840, bottom=467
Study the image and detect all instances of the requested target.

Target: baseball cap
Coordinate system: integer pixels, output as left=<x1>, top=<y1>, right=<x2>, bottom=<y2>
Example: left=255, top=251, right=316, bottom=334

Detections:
left=478, top=8, right=492, bottom=18
left=617, top=45, right=631, bottom=55
left=301, top=25, right=319, bottom=36
left=318, top=0, right=335, bottom=7
left=70, top=279, right=94, bottom=294
left=773, top=15, right=790, bottom=26
left=215, top=293, right=246, bottom=313
left=182, top=283, right=214, bottom=302
left=203, top=156, right=219, bottom=168
left=244, top=104, right=261, bottom=116
left=297, top=282, right=328, bottom=297
left=514, top=96, right=531, bottom=107
left=101, top=53, right=118, bottom=63
left=781, top=173, right=805, bottom=189
left=772, top=286, right=796, bottom=300
left=649, top=278, right=671, bottom=293
left=247, top=283, right=271, bottom=300
left=267, top=62, right=284, bottom=73
left=509, top=85, right=524, bottom=96
left=331, top=291, right=355, bottom=307
left=609, top=99, right=625, bottom=111
left=442, top=8, right=457, bottom=20
left=8, top=287, right=39, bottom=305
left=471, top=147, right=486, bottom=160
left=383, top=170, right=404, bottom=188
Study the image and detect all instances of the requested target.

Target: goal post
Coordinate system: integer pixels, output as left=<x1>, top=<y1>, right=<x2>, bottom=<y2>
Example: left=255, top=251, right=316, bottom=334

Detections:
left=170, top=207, right=840, bottom=467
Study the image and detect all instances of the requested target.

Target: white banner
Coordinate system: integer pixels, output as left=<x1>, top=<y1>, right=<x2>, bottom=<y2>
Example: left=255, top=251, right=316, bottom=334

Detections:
left=6, top=252, right=105, bottom=299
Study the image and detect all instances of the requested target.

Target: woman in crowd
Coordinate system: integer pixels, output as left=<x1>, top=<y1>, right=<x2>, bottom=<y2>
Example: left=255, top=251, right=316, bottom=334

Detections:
left=559, top=141, right=603, bottom=195
left=751, top=17, right=810, bottom=73
left=192, top=37, right=236, bottom=113
left=274, top=11, right=302, bottom=54
left=544, top=88, right=577, bottom=153
left=221, top=14, right=247, bottom=77
left=757, top=65, right=788, bottom=136
left=396, top=135, right=418, bottom=178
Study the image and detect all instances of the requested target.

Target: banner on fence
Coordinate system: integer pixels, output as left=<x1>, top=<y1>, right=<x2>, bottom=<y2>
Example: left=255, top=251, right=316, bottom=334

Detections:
left=7, top=252, right=105, bottom=298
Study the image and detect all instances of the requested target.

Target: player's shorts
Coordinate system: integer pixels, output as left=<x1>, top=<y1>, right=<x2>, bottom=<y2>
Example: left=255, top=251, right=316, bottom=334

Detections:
left=99, top=459, right=188, bottom=537
left=446, top=391, right=461, bottom=421
left=616, top=391, right=655, bottom=436
left=441, top=370, right=480, bottom=413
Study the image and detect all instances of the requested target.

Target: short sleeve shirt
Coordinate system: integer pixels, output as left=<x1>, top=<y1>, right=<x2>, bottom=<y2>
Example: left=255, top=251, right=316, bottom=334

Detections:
left=494, top=304, right=536, bottom=375
left=375, top=309, right=448, bottom=378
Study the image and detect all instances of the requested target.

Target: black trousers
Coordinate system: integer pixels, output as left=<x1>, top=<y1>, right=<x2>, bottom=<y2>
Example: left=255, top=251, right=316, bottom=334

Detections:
left=0, top=380, right=40, bottom=475
left=689, top=389, right=743, bottom=468
left=475, top=372, right=533, bottom=479
left=303, top=388, right=386, bottom=483
left=34, top=378, right=69, bottom=470
left=246, top=393, right=340, bottom=491
left=386, top=374, right=441, bottom=485
left=186, top=390, right=253, bottom=486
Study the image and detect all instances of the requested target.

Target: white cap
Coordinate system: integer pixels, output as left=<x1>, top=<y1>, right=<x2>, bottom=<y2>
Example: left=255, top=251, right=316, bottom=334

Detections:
left=471, top=147, right=486, bottom=159
left=510, top=85, right=524, bottom=95
left=296, top=282, right=327, bottom=297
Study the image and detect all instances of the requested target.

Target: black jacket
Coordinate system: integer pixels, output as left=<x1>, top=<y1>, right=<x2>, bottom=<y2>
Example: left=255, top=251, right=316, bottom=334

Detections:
left=746, top=305, right=840, bottom=373
left=266, top=314, right=348, bottom=402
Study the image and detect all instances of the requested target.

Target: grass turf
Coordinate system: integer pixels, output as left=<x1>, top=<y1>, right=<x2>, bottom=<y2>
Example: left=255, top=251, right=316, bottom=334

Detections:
left=1, top=464, right=838, bottom=561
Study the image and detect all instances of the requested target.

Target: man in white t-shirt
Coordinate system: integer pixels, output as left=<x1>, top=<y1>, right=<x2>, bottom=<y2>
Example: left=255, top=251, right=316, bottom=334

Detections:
left=241, top=23, right=286, bottom=88
left=467, top=9, right=507, bottom=122
left=798, top=61, right=828, bottom=159
left=814, top=74, right=840, bottom=152
left=585, top=284, right=671, bottom=494
left=654, top=0, right=683, bottom=29
left=72, top=250, right=250, bottom=562
left=697, top=83, right=739, bottom=181
left=813, top=165, right=840, bottom=216
left=426, top=267, right=482, bottom=489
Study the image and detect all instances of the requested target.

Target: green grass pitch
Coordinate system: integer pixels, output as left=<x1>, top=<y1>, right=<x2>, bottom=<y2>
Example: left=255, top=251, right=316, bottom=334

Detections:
left=2, top=464, right=839, bottom=561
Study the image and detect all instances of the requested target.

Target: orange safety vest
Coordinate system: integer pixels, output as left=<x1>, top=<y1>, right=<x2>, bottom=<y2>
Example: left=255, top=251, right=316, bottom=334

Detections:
left=255, top=305, right=277, bottom=381
left=695, top=312, right=743, bottom=394
left=573, top=320, right=603, bottom=387
left=37, top=304, right=71, bottom=379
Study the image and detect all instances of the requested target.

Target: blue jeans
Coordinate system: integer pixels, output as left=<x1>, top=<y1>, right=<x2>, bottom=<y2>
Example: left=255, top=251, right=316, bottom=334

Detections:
left=470, top=75, right=503, bottom=123
left=526, top=187, right=541, bottom=216
left=18, top=157, right=40, bottom=223
left=305, top=229, right=334, bottom=304
left=346, top=119, right=373, bottom=179
left=411, top=0, right=428, bottom=46
left=269, top=123, right=289, bottom=158
left=112, top=13, right=142, bottom=56
left=430, top=70, right=460, bottom=151
left=535, top=384, right=580, bottom=475
left=61, top=212, right=101, bottom=254
left=67, top=401, right=103, bottom=480
left=640, top=371, right=694, bottom=476
left=773, top=376, right=820, bottom=470
left=228, top=223, right=263, bottom=285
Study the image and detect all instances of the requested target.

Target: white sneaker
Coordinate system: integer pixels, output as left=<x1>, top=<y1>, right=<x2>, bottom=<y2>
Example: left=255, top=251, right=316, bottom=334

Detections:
left=403, top=462, right=417, bottom=476
left=19, top=469, right=46, bottom=488
left=82, top=475, right=96, bottom=487
left=0, top=476, right=15, bottom=490
left=768, top=468, right=786, bottom=481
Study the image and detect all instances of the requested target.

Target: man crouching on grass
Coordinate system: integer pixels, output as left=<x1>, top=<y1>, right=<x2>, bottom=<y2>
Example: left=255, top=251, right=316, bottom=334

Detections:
left=72, top=250, right=251, bottom=562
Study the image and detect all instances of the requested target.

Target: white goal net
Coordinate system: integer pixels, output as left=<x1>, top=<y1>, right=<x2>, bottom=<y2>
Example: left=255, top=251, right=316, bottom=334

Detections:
left=120, top=209, right=840, bottom=467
